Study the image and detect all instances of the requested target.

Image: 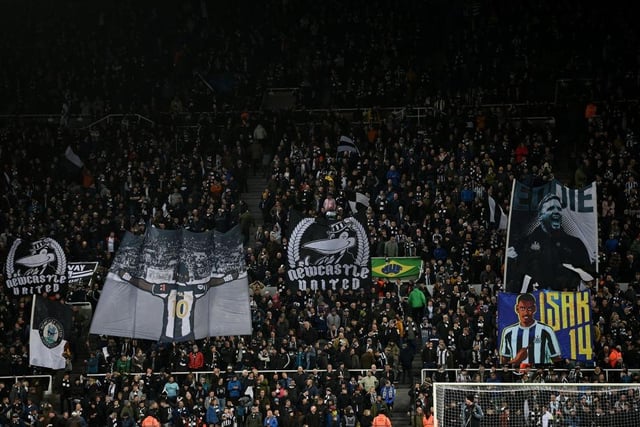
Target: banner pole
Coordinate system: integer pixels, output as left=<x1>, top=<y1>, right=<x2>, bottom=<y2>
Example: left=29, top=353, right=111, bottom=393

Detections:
left=503, top=179, right=517, bottom=287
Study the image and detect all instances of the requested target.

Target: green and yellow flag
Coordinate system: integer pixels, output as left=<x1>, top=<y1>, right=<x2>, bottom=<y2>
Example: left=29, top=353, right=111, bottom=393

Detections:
left=371, top=257, right=423, bottom=279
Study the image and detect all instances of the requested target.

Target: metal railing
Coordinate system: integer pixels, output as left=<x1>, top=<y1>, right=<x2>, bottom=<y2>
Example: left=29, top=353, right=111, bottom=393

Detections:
left=0, top=374, right=54, bottom=395
left=420, top=367, right=635, bottom=384
left=85, top=368, right=373, bottom=383
left=80, top=113, right=156, bottom=129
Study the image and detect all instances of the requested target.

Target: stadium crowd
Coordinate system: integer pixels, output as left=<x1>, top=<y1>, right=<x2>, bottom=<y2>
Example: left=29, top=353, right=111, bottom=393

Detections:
left=1, top=0, right=640, bottom=426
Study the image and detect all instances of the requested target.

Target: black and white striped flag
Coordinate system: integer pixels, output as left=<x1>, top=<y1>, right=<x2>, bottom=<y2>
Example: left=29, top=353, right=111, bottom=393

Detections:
left=488, top=195, right=508, bottom=230
left=346, top=190, right=370, bottom=213
left=337, top=135, right=360, bottom=155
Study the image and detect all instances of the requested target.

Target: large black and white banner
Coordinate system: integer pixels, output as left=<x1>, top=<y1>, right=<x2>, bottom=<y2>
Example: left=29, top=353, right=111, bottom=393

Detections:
left=90, top=225, right=251, bottom=342
left=504, top=179, right=598, bottom=293
left=287, top=212, right=371, bottom=291
left=29, top=295, right=73, bottom=370
left=4, top=237, right=68, bottom=296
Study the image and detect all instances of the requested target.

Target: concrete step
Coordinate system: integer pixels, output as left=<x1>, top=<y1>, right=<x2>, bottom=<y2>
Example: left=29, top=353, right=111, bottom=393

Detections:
left=391, top=385, right=414, bottom=426
left=389, top=413, right=413, bottom=427
left=239, top=176, right=269, bottom=247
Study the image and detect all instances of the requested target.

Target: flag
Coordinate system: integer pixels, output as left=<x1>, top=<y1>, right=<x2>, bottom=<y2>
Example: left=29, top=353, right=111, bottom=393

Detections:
left=371, top=257, right=423, bottom=279
left=62, top=145, right=85, bottom=182
left=89, top=225, right=252, bottom=342
left=4, top=237, right=68, bottom=296
left=488, top=195, right=508, bottom=230
left=337, top=135, right=359, bottom=155
left=286, top=210, right=371, bottom=291
left=67, top=261, right=99, bottom=287
left=64, top=146, right=84, bottom=169
left=346, top=190, right=370, bottom=213
left=29, top=295, right=73, bottom=370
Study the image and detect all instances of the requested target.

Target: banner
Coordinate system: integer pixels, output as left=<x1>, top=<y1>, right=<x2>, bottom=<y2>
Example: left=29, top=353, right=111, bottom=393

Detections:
left=67, top=262, right=99, bottom=287
left=504, top=179, right=598, bottom=292
left=287, top=212, right=370, bottom=291
left=29, top=295, right=73, bottom=370
left=371, top=257, right=423, bottom=279
left=4, top=237, right=68, bottom=296
left=497, top=290, right=593, bottom=365
left=89, top=225, right=251, bottom=342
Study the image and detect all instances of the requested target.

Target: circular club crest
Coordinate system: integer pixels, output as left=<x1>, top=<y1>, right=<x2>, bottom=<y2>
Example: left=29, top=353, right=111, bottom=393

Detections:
left=39, top=317, right=65, bottom=348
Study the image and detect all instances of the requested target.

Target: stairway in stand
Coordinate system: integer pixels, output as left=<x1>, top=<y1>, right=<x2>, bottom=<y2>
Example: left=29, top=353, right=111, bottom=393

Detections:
left=240, top=175, right=267, bottom=247
left=391, top=382, right=414, bottom=426
left=390, top=355, right=428, bottom=426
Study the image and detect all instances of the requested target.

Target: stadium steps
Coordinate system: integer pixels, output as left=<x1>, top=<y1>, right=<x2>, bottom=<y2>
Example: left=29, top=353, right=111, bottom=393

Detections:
left=241, top=176, right=267, bottom=246
left=391, top=382, right=413, bottom=426
left=386, top=356, right=424, bottom=426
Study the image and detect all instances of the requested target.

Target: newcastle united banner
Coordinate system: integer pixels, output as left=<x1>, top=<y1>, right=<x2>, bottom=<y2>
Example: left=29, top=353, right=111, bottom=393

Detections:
left=504, top=179, right=598, bottom=293
left=287, top=212, right=370, bottom=291
left=90, top=225, right=251, bottom=342
left=498, top=290, right=593, bottom=365
left=4, top=237, right=68, bottom=296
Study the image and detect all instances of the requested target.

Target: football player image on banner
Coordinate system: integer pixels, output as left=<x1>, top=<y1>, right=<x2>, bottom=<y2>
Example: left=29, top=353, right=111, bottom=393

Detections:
left=505, top=179, right=598, bottom=293
left=90, top=225, right=251, bottom=342
left=287, top=211, right=370, bottom=291
left=498, top=290, right=593, bottom=367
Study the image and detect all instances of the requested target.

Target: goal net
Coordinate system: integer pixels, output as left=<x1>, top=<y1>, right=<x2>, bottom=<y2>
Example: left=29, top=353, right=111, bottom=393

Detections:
left=432, top=382, right=640, bottom=427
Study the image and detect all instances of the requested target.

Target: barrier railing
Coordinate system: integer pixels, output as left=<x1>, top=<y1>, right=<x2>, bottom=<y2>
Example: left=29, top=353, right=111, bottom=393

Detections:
left=0, top=374, right=54, bottom=395
left=420, top=367, right=634, bottom=384
left=80, top=113, right=155, bottom=129
left=85, top=368, right=372, bottom=383
left=2, top=96, right=639, bottom=129
left=80, top=366, right=636, bottom=387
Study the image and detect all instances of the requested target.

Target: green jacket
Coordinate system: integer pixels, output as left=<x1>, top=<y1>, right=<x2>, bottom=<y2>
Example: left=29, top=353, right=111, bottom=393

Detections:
left=408, top=288, right=426, bottom=309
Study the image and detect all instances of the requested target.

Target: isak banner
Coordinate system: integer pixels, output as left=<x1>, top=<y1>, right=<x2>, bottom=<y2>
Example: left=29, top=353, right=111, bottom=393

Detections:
left=89, top=225, right=251, bottom=342
left=371, top=257, right=423, bottom=279
left=497, top=290, right=593, bottom=365
left=504, top=179, right=598, bottom=293
left=287, top=211, right=370, bottom=291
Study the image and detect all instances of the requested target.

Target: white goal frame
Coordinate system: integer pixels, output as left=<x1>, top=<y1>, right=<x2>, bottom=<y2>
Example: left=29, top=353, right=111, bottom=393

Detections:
left=432, top=381, right=640, bottom=427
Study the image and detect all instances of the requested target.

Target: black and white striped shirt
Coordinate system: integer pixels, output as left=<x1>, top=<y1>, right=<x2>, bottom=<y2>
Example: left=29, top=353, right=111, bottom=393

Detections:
left=499, top=321, right=561, bottom=365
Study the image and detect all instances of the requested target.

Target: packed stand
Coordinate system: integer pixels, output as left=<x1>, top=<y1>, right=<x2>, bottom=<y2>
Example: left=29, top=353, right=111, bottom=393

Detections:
left=2, top=1, right=639, bottom=115
left=1, top=0, right=640, bottom=426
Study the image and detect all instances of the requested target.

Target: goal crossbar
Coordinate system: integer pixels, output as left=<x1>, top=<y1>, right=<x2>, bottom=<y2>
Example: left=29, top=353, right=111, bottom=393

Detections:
left=432, top=382, right=640, bottom=427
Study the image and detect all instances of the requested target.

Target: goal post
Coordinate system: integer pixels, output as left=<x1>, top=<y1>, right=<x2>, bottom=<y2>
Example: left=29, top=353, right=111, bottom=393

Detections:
left=432, top=382, right=640, bottom=427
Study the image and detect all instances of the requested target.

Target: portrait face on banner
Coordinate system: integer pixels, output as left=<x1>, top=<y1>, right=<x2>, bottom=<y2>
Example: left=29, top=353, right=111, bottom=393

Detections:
left=498, top=290, right=593, bottom=366
left=504, top=180, right=598, bottom=293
